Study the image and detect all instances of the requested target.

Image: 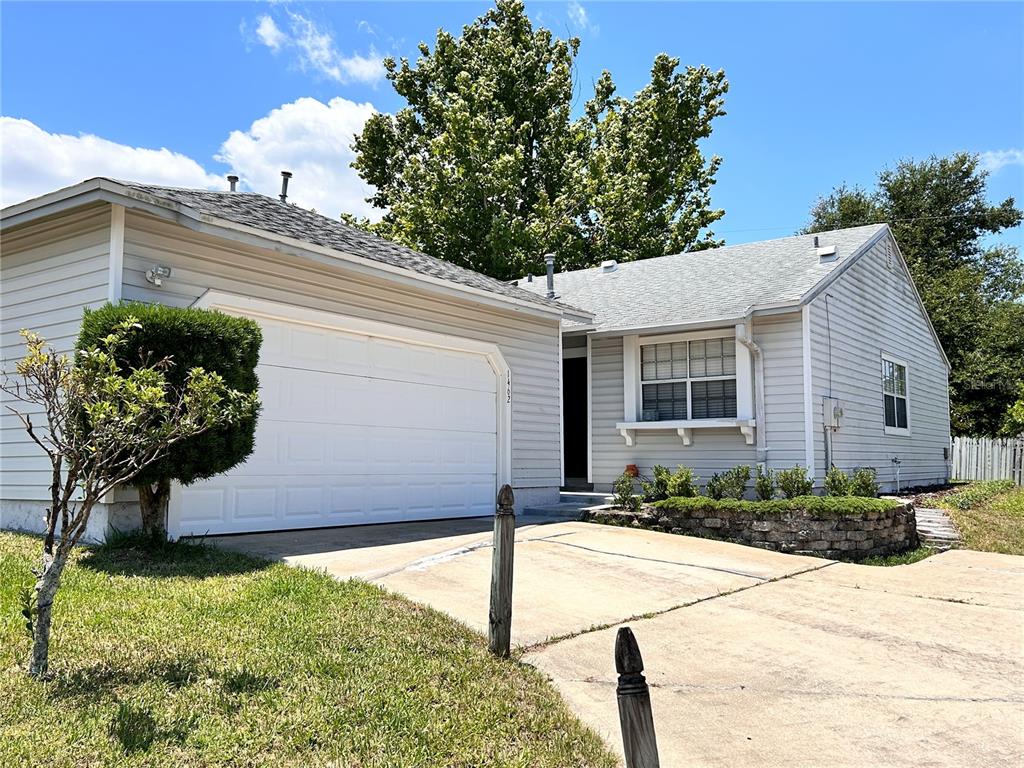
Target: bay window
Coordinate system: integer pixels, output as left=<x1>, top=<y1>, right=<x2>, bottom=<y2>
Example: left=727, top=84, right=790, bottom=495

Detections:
left=640, top=337, right=737, bottom=421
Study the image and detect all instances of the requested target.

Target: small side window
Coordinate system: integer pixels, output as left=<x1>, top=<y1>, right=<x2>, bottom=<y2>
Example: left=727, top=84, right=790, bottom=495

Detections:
left=882, top=357, right=909, bottom=433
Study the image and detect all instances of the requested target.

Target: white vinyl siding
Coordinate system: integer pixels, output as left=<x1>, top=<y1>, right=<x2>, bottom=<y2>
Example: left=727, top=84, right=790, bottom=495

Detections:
left=119, top=210, right=561, bottom=501
left=758, top=312, right=811, bottom=469
left=808, top=234, right=949, bottom=490
left=1, top=206, right=112, bottom=502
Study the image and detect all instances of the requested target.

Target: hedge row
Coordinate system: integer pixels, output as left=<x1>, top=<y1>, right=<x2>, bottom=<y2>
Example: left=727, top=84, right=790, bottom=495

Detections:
left=655, top=494, right=901, bottom=518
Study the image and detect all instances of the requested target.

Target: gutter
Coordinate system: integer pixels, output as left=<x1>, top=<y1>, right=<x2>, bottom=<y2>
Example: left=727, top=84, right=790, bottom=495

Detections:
left=735, top=315, right=768, bottom=464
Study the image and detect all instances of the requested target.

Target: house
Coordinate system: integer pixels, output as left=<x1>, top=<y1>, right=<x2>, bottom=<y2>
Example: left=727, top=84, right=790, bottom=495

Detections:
left=515, top=224, right=951, bottom=494
left=1, top=177, right=590, bottom=540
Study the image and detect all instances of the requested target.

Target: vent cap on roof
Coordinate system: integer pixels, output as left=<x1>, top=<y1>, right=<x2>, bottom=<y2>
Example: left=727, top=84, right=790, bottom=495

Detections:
left=600, top=259, right=618, bottom=273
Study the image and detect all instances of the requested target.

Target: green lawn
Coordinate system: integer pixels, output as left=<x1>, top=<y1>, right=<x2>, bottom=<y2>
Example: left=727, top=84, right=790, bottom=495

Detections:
left=0, top=532, right=615, bottom=767
left=943, top=484, right=1024, bottom=555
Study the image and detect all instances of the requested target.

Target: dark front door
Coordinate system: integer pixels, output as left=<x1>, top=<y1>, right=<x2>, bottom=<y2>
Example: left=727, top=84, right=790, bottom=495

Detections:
left=563, top=356, right=588, bottom=481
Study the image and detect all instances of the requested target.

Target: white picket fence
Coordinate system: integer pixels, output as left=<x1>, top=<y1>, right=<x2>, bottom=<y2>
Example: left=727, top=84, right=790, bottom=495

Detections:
left=951, top=436, right=1024, bottom=485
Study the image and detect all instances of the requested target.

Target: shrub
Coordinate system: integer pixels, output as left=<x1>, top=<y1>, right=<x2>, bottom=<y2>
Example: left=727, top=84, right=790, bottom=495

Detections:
left=754, top=466, right=775, bottom=500
left=640, top=465, right=671, bottom=502
left=613, top=472, right=640, bottom=511
left=777, top=465, right=814, bottom=499
left=642, top=465, right=699, bottom=501
left=943, top=480, right=1015, bottom=511
left=717, top=465, right=751, bottom=500
left=850, top=467, right=879, bottom=497
left=77, top=303, right=262, bottom=536
left=656, top=494, right=900, bottom=517
left=705, top=473, right=725, bottom=500
left=824, top=466, right=851, bottom=497
left=666, top=466, right=699, bottom=498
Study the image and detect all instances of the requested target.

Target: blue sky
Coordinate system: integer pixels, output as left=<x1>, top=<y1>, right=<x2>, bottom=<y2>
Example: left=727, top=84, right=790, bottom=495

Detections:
left=2, top=1, right=1022, bottom=248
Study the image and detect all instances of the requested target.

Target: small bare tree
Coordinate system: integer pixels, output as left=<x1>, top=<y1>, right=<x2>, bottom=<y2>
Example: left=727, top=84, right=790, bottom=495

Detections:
left=1, top=319, right=260, bottom=677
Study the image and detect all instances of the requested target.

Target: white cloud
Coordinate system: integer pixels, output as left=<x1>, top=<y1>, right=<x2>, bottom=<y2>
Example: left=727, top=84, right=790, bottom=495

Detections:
left=251, top=11, right=385, bottom=85
left=2, top=97, right=381, bottom=220
left=216, top=96, right=380, bottom=220
left=255, top=15, right=286, bottom=52
left=0, top=117, right=224, bottom=208
left=567, top=1, right=598, bottom=34
left=978, top=148, right=1024, bottom=174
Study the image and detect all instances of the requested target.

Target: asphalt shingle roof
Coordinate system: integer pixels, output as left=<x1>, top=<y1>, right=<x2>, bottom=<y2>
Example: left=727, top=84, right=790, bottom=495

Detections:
left=116, top=181, right=582, bottom=315
left=515, top=224, right=888, bottom=332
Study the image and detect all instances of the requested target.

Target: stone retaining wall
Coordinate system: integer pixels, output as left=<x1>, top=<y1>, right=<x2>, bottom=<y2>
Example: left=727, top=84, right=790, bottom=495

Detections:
left=581, top=502, right=919, bottom=561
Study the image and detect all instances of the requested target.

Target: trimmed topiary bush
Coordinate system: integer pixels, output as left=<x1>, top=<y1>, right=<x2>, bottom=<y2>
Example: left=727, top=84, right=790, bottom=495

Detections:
left=77, top=302, right=262, bottom=536
left=777, top=465, right=814, bottom=499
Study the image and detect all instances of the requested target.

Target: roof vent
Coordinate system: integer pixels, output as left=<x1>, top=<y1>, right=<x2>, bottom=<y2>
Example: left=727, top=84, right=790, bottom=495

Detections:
left=544, top=253, right=557, bottom=299
left=816, top=245, right=838, bottom=262
left=227, top=174, right=239, bottom=192
left=279, top=170, right=292, bottom=203
left=600, top=259, right=618, bottom=273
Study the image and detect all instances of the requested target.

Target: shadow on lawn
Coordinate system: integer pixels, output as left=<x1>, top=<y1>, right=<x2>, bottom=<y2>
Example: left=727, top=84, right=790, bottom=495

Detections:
left=48, top=654, right=280, bottom=705
left=80, top=531, right=273, bottom=579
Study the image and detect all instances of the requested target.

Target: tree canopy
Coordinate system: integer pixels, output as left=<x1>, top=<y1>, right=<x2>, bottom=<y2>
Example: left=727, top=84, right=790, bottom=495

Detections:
left=803, top=153, right=1024, bottom=436
left=352, top=0, right=727, bottom=280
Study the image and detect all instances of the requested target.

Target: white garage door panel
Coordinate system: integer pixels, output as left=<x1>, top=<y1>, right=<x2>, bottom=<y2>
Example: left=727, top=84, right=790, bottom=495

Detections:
left=170, top=312, right=500, bottom=537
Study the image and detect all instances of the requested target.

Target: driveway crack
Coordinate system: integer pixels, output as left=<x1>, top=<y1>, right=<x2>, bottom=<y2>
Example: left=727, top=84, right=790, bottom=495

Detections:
left=555, top=678, right=1024, bottom=705
left=523, top=560, right=837, bottom=652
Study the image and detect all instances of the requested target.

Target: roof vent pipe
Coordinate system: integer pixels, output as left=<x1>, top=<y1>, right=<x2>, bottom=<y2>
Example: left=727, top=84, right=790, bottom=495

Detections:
left=227, top=175, right=239, bottom=192
left=279, top=171, right=293, bottom=203
left=544, top=253, right=556, bottom=299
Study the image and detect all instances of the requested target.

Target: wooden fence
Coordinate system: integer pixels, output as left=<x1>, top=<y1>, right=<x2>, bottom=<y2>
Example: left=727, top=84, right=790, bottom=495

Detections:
left=951, top=437, right=1024, bottom=485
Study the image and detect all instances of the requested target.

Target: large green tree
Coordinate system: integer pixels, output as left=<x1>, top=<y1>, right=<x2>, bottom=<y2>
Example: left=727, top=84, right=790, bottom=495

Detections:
left=804, top=153, right=1024, bottom=435
left=352, top=0, right=727, bottom=280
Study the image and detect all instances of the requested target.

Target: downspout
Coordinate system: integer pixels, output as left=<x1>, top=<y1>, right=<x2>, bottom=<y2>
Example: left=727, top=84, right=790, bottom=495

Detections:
left=736, top=316, right=767, bottom=465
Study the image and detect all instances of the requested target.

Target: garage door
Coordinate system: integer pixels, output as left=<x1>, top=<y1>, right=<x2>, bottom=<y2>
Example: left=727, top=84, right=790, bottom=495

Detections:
left=168, top=309, right=500, bottom=537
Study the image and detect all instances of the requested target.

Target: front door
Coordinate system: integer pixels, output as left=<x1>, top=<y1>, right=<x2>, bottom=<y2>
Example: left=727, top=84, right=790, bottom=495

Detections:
left=563, top=356, right=588, bottom=483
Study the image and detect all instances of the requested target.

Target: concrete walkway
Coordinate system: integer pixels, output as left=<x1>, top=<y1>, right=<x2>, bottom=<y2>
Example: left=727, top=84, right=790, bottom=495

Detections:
left=207, top=519, right=1024, bottom=767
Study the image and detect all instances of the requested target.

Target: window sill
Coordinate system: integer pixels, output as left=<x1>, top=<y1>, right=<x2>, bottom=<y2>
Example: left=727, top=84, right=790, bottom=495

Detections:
left=884, top=426, right=911, bottom=437
left=615, top=419, right=757, bottom=447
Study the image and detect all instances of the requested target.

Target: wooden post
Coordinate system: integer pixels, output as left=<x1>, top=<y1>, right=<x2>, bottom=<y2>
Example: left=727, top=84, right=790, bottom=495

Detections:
left=615, top=626, right=660, bottom=768
left=488, top=484, right=515, bottom=657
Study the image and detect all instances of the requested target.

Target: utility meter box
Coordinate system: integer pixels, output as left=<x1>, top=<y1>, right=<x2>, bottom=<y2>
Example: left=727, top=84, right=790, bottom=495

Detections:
left=823, top=397, right=844, bottom=430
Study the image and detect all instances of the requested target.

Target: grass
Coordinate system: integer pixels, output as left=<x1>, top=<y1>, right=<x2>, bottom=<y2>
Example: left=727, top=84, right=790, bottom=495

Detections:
left=0, top=532, right=616, bottom=768
left=860, top=546, right=936, bottom=567
left=942, top=484, right=1024, bottom=555
left=654, top=494, right=900, bottom=516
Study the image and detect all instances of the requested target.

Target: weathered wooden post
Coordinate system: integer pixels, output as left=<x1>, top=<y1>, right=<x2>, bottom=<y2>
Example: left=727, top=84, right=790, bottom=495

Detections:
left=616, top=626, right=660, bottom=768
left=488, top=483, right=515, bottom=657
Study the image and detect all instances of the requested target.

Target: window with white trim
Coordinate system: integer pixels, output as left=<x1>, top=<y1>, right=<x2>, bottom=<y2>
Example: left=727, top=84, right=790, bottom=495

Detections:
left=640, top=337, right=737, bottom=421
left=882, top=357, right=909, bottom=431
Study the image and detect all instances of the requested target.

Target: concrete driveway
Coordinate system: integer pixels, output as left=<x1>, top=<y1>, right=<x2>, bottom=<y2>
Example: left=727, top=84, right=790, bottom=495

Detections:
left=208, top=517, right=1024, bottom=767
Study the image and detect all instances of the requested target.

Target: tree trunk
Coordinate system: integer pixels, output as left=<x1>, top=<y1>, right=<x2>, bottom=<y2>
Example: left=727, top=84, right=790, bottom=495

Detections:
left=29, top=551, right=68, bottom=678
left=137, top=478, right=170, bottom=539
